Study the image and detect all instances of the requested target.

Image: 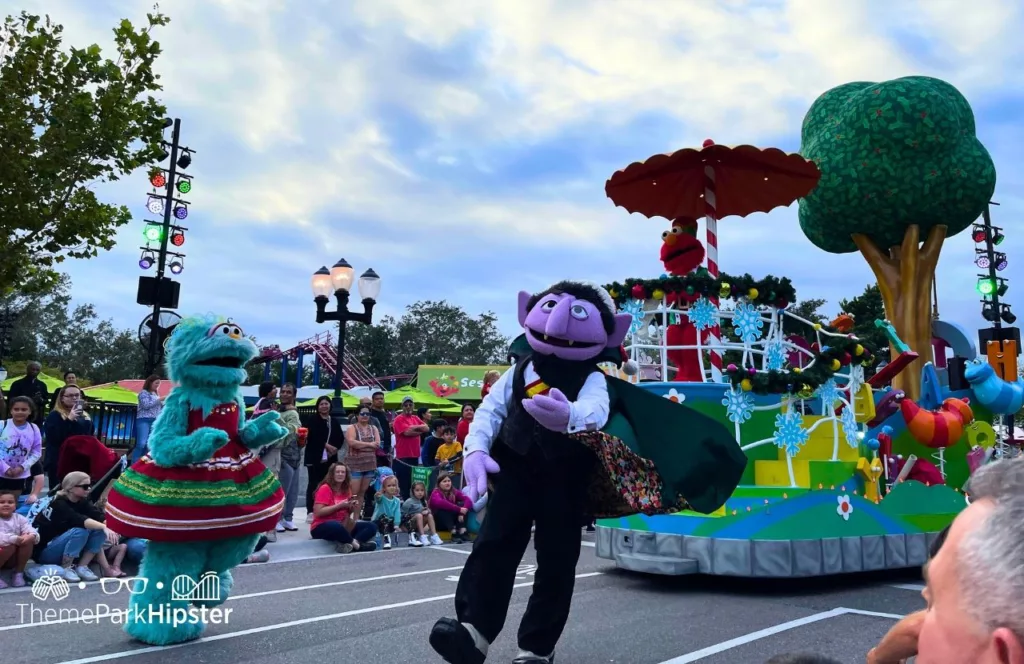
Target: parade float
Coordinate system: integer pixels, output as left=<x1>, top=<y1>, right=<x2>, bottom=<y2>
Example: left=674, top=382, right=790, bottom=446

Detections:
left=593, top=75, right=1019, bottom=577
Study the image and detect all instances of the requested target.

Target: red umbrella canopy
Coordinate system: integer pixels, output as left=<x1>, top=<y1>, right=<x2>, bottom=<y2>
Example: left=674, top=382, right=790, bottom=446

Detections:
left=606, top=140, right=821, bottom=221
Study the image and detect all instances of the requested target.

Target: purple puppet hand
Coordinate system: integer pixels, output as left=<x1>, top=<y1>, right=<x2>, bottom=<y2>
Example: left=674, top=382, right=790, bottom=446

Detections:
left=463, top=450, right=500, bottom=502
left=522, top=388, right=571, bottom=432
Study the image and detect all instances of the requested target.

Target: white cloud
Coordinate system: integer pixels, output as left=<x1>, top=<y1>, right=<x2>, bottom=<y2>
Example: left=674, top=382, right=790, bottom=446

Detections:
left=16, top=0, right=1024, bottom=354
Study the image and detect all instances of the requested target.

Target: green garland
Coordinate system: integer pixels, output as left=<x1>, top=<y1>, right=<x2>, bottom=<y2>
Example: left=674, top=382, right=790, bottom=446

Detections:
left=725, top=335, right=879, bottom=396
left=604, top=270, right=797, bottom=309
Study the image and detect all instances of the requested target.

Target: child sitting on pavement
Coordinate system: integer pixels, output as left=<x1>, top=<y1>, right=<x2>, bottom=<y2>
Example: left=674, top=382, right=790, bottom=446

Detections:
left=401, top=481, right=444, bottom=547
left=434, top=426, right=464, bottom=489
left=429, top=471, right=472, bottom=543
left=0, top=489, right=38, bottom=588
left=371, top=475, right=403, bottom=550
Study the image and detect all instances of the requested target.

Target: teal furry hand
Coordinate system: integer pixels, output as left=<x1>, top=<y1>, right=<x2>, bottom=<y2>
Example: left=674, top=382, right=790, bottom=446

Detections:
left=240, top=411, right=287, bottom=449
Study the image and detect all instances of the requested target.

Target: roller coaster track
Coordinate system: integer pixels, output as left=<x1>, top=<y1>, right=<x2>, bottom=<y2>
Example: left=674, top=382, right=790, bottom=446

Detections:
left=255, top=331, right=381, bottom=389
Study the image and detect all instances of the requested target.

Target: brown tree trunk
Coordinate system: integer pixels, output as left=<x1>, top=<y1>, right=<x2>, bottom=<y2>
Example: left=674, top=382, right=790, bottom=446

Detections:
left=851, top=225, right=946, bottom=403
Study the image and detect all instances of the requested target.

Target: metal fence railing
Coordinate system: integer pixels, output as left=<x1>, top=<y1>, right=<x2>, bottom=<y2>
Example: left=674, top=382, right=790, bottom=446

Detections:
left=88, top=401, right=138, bottom=448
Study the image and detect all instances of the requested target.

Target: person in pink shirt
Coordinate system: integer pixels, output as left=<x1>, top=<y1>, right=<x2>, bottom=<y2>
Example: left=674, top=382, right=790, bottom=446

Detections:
left=309, top=463, right=378, bottom=554
left=0, top=489, right=39, bottom=587
left=393, top=396, right=429, bottom=499
left=0, top=397, right=43, bottom=498
left=429, top=472, right=472, bottom=543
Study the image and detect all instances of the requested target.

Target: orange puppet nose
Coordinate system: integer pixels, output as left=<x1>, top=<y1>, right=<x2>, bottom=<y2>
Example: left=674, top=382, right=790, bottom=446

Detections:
left=229, top=331, right=242, bottom=340
left=664, top=234, right=678, bottom=245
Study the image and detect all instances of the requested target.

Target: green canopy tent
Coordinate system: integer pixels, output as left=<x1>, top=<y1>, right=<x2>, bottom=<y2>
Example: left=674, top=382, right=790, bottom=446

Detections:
left=82, top=385, right=143, bottom=405
left=1, top=372, right=65, bottom=394
left=295, top=393, right=361, bottom=409
left=382, top=386, right=461, bottom=410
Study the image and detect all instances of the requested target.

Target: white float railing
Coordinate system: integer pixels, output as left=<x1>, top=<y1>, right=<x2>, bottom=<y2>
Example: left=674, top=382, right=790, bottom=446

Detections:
left=622, top=296, right=867, bottom=488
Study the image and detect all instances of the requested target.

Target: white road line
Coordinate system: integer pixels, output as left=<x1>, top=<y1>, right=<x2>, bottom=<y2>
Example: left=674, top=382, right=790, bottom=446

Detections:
left=889, top=583, right=925, bottom=592
left=0, top=565, right=466, bottom=632
left=425, top=546, right=472, bottom=556
left=581, top=541, right=595, bottom=548
left=844, top=608, right=907, bottom=620
left=50, top=572, right=605, bottom=664
left=658, top=607, right=905, bottom=663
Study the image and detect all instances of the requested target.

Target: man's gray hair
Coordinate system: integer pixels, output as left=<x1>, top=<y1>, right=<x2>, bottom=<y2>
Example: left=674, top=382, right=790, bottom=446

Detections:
left=26, top=361, right=41, bottom=369
left=957, top=457, right=1024, bottom=641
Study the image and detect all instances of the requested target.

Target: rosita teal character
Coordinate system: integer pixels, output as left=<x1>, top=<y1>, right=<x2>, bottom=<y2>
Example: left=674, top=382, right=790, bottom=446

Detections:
left=105, top=314, right=286, bottom=645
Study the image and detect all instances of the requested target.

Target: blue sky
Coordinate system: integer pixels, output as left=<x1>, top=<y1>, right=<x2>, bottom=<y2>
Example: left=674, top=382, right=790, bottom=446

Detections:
left=27, top=0, right=1024, bottom=354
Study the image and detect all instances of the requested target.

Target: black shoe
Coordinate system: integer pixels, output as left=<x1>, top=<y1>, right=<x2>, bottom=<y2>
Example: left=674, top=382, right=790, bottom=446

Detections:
left=357, top=541, right=377, bottom=552
left=585, top=524, right=595, bottom=533
left=429, top=617, right=486, bottom=664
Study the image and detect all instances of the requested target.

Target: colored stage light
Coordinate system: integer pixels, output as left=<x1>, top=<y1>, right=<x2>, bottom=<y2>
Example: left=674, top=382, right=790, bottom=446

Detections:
left=169, top=260, right=183, bottom=275
left=995, top=254, right=1008, bottom=271
left=975, top=255, right=990, bottom=269
left=176, top=179, right=191, bottom=194
left=143, top=226, right=163, bottom=242
left=993, top=231, right=1005, bottom=245
left=139, top=252, right=155, bottom=270
left=173, top=205, right=188, bottom=220
left=977, top=278, right=996, bottom=296
left=171, top=230, right=185, bottom=247
left=972, top=226, right=987, bottom=243
left=146, top=197, right=164, bottom=214
left=150, top=172, right=166, bottom=188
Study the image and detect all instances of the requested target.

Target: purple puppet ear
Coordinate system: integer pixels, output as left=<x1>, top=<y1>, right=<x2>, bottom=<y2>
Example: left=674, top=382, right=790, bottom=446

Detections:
left=518, top=291, right=532, bottom=328
left=609, top=313, right=632, bottom=348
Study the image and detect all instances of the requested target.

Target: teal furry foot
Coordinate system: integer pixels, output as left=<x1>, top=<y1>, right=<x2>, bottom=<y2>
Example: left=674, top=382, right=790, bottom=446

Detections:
left=192, top=571, right=232, bottom=608
left=123, top=597, right=206, bottom=645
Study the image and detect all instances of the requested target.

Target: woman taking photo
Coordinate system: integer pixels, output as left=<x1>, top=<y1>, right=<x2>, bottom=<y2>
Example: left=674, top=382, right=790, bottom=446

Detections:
left=43, top=386, right=92, bottom=489
left=344, top=405, right=381, bottom=519
left=309, top=463, right=377, bottom=553
left=302, top=396, right=344, bottom=523
left=34, top=471, right=122, bottom=582
left=133, top=375, right=164, bottom=464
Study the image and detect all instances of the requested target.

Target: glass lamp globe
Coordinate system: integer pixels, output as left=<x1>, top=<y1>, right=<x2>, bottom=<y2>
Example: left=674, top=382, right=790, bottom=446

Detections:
left=358, top=269, right=381, bottom=301
left=330, top=259, right=354, bottom=293
left=311, top=267, right=333, bottom=298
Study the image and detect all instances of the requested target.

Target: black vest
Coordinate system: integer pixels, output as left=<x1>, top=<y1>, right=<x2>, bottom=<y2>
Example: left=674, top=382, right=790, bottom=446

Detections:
left=496, top=353, right=599, bottom=461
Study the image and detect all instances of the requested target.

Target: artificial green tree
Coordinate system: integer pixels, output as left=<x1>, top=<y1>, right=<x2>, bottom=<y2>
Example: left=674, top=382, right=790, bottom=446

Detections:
left=798, top=76, right=997, bottom=400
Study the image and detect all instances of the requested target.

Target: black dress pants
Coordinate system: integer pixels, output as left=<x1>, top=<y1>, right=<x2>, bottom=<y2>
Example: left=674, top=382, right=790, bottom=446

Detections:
left=304, top=461, right=330, bottom=510
left=454, top=444, right=593, bottom=656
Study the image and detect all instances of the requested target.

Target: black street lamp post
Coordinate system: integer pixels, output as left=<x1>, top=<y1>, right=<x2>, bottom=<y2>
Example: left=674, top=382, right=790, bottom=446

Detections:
left=311, top=259, right=381, bottom=416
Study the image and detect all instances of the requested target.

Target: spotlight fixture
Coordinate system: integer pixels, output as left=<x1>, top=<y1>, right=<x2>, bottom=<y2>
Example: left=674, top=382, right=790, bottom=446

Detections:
left=160, top=118, right=174, bottom=129
left=170, top=229, right=185, bottom=247
left=143, top=225, right=163, bottom=243
left=176, top=178, right=191, bottom=194
left=993, top=230, right=1005, bottom=245
left=995, top=253, right=1008, bottom=271
left=146, top=196, right=164, bottom=214
left=977, top=277, right=996, bottom=296
left=998, top=282, right=1009, bottom=297
left=139, top=251, right=155, bottom=270
left=155, top=148, right=169, bottom=162
left=169, top=259, right=184, bottom=275
left=975, top=254, right=991, bottom=269
left=983, top=302, right=999, bottom=322
left=1001, top=305, right=1017, bottom=325
left=173, top=205, right=188, bottom=220
left=176, top=151, right=192, bottom=169
left=972, top=225, right=987, bottom=243
left=150, top=172, right=166, bottom=188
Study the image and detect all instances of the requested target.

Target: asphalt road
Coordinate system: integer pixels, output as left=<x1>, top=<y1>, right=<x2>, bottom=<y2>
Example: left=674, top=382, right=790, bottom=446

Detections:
left=0, top=530, right=928, bottom=664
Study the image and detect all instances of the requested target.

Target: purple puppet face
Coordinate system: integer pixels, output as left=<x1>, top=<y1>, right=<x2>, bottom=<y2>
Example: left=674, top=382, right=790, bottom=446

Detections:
left=518, top=283, right=631, bottom=362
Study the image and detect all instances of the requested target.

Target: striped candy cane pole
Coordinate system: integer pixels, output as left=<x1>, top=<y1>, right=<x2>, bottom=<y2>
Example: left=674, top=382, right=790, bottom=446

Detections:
left=703, top=139, right=723, bottom=383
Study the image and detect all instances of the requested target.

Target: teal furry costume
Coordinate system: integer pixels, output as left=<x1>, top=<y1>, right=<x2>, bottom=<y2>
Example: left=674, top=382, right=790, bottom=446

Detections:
left=105, top=315, right=286, bottom=645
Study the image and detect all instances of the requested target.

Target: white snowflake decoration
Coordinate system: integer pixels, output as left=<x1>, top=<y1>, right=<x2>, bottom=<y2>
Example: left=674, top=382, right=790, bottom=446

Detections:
left=619, top=299, right=645, bottom=336
left=815, top=378, right=842, bottom=411
left=846, top=364, right=865, bottom=396
left=764, top=338, right=787, bottom=371
left=732, top=302, right=765, bottom=344
left=774, top=410, right=810, bottom=457
left=840, top=406, right=860, bottom=448
left=722, top=387, right=755, bottom=424
left=687, top=297, right=718, bottom=331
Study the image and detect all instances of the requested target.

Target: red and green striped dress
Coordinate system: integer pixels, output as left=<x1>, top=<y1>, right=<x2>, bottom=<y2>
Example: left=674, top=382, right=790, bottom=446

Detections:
left=105, top=402, right=284, bottom=541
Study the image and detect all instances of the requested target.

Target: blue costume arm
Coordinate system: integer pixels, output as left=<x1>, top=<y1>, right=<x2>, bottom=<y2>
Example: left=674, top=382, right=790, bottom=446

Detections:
left=147, top=392, right=230, bottom=467
left=238, top=398, right=287, bottom=450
